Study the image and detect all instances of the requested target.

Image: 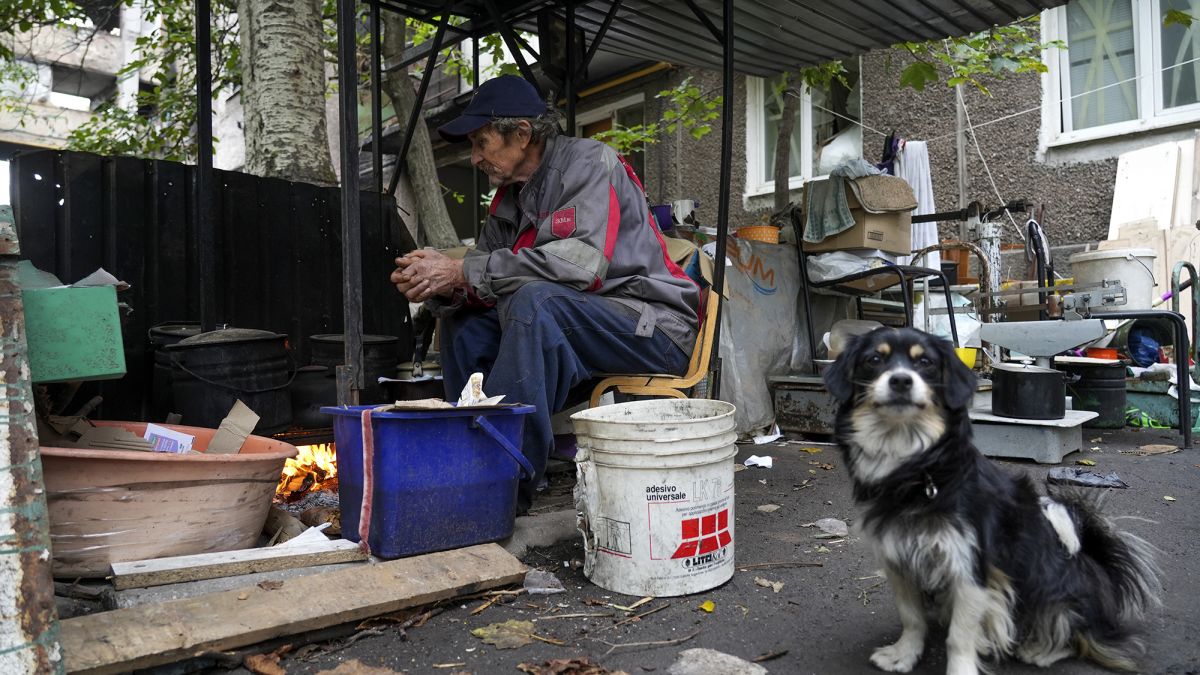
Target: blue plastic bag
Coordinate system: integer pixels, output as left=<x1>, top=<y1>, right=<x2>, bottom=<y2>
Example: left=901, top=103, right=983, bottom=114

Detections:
left=1128, top=326, right=1160, bottom=367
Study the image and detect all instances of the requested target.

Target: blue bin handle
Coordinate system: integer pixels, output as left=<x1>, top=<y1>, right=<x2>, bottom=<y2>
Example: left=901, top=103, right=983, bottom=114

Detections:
left=473, top=415, right=534, bottom=480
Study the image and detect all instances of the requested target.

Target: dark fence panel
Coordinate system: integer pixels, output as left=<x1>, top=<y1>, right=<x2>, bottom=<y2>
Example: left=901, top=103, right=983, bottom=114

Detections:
left=11, top=149, right=416, bottom=421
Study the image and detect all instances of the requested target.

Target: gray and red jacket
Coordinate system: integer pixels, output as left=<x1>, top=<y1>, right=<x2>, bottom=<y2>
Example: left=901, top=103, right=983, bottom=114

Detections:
left=454, top=134, right=699, bottom=352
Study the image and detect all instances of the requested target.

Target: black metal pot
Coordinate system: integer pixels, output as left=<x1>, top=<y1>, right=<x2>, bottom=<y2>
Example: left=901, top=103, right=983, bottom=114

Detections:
left=991, top=363, right=1067, bottom=420
left=165, top=328, right=295, bottom=434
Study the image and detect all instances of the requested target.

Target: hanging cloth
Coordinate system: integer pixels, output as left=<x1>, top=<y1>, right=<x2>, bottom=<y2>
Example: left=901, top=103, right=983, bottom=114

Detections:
left=894, top=140, right=940, bottom=271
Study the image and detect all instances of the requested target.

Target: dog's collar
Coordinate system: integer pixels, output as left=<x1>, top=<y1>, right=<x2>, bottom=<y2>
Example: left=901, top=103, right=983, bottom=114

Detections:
left=924, top=473, right=938, bottom=499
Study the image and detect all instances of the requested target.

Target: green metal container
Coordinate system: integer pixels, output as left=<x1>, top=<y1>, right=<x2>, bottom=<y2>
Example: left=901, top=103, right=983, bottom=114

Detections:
left=17, top=261, right=126, bottom=384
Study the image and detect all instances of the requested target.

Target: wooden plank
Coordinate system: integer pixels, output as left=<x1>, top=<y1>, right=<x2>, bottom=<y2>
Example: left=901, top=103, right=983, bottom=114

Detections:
left=62, top=543, right=525, bottom=674
left=109, top=538, right=366, bottom=590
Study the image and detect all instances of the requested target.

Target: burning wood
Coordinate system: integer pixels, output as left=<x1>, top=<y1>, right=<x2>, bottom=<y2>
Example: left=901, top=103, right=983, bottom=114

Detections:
left=276, top=443, right=338, bottom=501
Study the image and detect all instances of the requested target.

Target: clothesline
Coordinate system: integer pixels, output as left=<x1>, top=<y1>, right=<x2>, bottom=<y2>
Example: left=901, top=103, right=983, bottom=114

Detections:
left=797, top=52, right=1200, bottom=145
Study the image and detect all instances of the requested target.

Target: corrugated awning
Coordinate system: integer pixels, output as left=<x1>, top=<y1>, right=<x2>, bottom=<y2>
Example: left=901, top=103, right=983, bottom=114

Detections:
left=392, top=0, right=1069, bottom=77
left=562, top=0, right=1069, bottom=76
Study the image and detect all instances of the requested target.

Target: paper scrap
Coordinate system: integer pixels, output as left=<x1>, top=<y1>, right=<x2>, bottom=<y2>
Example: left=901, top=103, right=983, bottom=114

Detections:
left=744, top=455, right=774, bottom=469
left=756, top=504, right=781, bottom=513
left=143, top=423, right=195, bottom=454
left=754, top=577, right=784, bottom=593
left=753, top=423, right=782, bottom=445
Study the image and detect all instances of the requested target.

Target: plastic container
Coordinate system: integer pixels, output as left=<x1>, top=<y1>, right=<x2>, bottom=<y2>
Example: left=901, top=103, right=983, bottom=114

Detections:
left=1069, top=248, right=1157, bottom=312
left=322, top=404, right=535, bottom=559
left=41, top=422, right=296, bottom=577
left=571, top=399, right=738, bottom=597
left=1060, top=362, right=1127, bottom=428
left=651, top=204, right=674, bottom=231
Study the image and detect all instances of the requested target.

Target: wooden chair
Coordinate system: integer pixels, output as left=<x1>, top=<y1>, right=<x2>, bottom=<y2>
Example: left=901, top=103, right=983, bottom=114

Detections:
left=589, top=288, right=720, bottom=407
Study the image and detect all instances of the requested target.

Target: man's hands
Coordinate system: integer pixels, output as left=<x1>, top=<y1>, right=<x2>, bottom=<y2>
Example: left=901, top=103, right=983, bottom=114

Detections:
left=390, top=249, right=468, bottom=303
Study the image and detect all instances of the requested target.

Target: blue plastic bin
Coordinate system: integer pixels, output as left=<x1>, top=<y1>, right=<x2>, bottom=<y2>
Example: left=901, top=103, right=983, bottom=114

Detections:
left=322, top=404, right=535, bottom=558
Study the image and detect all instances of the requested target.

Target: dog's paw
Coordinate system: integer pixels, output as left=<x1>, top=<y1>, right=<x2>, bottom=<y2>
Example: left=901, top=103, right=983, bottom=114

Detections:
left=870, top=641, right=923, bottom=672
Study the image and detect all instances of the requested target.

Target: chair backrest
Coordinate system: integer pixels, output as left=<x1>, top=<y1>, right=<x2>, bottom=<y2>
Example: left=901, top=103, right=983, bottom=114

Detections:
left=679, top=287, right=720, bottom=385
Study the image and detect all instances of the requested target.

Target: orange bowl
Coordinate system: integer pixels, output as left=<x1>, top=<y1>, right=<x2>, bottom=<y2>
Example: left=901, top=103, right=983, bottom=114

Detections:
left=736, top=225, right=780, bottom=244
left=1085, top=347, right=1119, bottom=360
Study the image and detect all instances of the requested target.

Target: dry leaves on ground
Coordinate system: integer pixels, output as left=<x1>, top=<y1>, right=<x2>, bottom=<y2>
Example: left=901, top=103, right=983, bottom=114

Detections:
left=517, top=656, right=629, bottom=675
left=315, top=659, right=404, bottom=675
left=754, top=577, right=784, bottom=593
left=244, top=653, right=286, bottom=675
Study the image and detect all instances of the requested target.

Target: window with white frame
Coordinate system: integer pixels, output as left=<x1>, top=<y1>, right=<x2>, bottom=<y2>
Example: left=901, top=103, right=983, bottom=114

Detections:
left=745, top=58, right=862, bottom=198
left=575, top=93, right=647, bottom=181
left=1042, top=0, right=1200, bottom=144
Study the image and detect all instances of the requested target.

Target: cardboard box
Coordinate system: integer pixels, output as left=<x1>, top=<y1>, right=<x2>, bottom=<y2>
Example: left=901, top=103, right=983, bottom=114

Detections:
left=801, top=176, right=914, bottom=256
left=830, top=266, right=905, bottom=294
left=17, top=261, right=126, bottom=384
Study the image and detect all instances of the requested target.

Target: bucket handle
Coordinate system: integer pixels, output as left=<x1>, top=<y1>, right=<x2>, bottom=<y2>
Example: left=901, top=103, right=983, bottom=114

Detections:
left=472, top=415, right=534, bottom=480
left=169, top=352, right=298, bottom=394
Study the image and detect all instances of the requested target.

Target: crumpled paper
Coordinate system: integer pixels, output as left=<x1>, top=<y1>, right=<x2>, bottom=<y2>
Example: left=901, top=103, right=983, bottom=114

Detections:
left=458, top=372, right=506, bottom=407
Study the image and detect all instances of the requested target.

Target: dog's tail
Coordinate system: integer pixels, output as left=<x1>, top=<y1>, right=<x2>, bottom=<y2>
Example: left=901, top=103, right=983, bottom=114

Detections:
left=1058, top=491, right=1162, bottom=671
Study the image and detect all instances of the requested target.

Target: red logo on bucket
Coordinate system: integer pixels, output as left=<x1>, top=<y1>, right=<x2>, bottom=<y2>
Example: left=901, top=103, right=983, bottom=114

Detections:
left=670, top=509, right=732, bottom=559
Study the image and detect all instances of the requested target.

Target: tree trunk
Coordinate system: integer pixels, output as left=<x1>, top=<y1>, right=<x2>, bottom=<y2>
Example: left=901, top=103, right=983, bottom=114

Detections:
left=773, top=81, right=800, bottom=217
left=380, top=12, right=460, bottom=249
left=237, top=0, right=336, bottom=185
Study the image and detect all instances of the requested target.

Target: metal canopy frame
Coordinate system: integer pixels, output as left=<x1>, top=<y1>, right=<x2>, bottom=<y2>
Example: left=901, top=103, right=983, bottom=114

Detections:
left=191, top=0, right=1070, bottom=406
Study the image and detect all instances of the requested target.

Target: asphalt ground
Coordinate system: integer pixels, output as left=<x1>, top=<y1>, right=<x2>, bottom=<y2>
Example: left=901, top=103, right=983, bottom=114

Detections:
left=269, top=426, right=1199, bottom=675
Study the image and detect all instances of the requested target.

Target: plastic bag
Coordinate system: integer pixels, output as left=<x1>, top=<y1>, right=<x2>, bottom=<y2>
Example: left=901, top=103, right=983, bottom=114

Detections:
left=1127, top=326, right=1160, bottom=368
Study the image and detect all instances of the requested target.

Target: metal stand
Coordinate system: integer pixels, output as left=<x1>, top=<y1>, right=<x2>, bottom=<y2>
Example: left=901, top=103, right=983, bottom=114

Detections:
left=1090, top=309, right=1192, bottom=449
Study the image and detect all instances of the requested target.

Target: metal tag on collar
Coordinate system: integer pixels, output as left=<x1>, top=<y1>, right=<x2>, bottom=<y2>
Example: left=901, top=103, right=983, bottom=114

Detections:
left=924, top=473, right=938, bottom=499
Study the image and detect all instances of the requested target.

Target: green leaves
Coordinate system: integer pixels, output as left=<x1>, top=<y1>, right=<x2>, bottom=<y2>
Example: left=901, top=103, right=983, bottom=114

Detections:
left=1165, top=8, right=1195, bottom=28
left=895, top=15, right=1063, bottom=95
left=899, top=61, right=939, bottom=90
left=591, top=76, right=721, bottom=155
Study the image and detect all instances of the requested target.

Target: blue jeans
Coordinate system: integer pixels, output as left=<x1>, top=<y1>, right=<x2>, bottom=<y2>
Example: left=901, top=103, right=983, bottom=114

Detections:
left=441, top=282, right=691, bottom=505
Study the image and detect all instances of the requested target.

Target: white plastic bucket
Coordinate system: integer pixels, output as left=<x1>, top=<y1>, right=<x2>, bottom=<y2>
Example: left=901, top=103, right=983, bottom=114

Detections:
left=571, top=399, right=738, bottom=597
left=1069, top=248, right=1157, bottom=312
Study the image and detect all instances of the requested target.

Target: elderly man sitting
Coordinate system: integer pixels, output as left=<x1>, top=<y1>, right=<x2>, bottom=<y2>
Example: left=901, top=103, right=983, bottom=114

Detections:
left=391, top=75, right=699, bottom=512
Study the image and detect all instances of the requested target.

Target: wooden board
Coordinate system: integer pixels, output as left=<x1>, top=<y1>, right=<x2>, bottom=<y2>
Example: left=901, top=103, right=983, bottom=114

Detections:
left=109, top=538, right=367, bottom=590
left=61, top=543, right=526, bottom=674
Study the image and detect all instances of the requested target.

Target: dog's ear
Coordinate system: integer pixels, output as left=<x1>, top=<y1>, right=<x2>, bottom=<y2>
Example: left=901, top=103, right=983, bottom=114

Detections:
left=822, top=335, right=861, bottom=403
left=936, top=338, right=977, bottom=410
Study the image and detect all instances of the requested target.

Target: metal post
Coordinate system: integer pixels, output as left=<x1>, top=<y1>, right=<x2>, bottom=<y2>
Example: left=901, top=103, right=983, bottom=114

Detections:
left=565, top=2, right=576, bottom=136
left=707, top=0, right=733, bottom=399
left=195, top=0, right=216, bottom=332
left=387, top=14, right=449, bottom=197
left=0, top=222, right=63, bottom=674
left=337, top=0, right=363, bottom=406
left=472, top=36, right=481, bottom=240
left=371, top=0, right=384, bottom=195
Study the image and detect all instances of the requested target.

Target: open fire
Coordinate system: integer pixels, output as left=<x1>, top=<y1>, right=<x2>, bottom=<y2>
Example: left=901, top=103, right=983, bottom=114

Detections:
left=276, top=443, right=338, bottom=501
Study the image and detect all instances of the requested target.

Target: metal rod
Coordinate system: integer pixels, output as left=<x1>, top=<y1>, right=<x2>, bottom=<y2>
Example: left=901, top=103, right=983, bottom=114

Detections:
left=388, top=13, right=449, bottom=197
left=483, top=0, right=543, bottom=96
left=195, top=0, right=216, bottom=332
left=682, top=0, right=724, bottom=43
left=581, top=0, right=623, bottom=74
left=565, top=1, right=576, bottom=135
left=708, top=0, right=733, bottom=398
left=1171, top=261, right=1198, bottom=371
left=371, top=0, right=384, bottom=195
left=337, top=0, right=364, bottom=405
left=472, top=35, right=481, bottom=240
left=0, top=222, right=63, bottom=674
left=1097, top=310, right=1192, bottom=449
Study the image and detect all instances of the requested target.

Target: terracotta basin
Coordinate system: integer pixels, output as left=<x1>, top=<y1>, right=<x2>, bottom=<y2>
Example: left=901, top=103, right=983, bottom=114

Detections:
left=40, top=421, right=297, bottom=578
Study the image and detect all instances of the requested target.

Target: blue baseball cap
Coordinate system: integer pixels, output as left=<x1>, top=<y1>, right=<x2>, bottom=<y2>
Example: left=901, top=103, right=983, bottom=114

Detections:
left=437, top=75, right=546, bottom=143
